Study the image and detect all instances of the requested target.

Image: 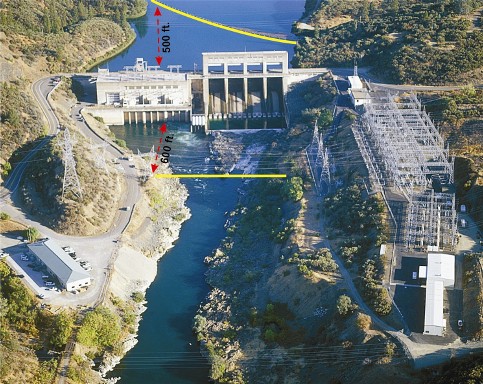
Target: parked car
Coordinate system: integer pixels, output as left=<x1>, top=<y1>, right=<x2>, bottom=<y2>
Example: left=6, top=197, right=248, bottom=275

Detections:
left=45, top=282, right=55, bottom=286
left=37, top=294, right=45, bottom=299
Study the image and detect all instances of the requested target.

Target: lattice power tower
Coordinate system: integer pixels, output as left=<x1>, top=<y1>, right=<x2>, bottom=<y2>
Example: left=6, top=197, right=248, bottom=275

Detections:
left=61, top=128, right=82, bottom=200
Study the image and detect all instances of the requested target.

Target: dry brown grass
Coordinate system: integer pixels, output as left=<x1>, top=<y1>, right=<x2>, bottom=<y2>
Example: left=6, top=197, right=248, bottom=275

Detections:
left=0, top=219, right=27, bottom=234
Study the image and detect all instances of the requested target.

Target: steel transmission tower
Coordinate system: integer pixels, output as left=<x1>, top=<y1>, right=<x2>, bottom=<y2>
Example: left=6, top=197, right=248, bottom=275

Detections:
left=62, top=128, right=82, bottom=200
left=90, top=142, right=109, bottom=174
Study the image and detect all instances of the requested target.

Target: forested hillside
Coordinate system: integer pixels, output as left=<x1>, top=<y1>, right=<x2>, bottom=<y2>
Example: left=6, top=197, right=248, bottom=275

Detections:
left=0, top=3, right=146, bottom=380
left=0, top=0, right=147, bottom=182
left=293, top=0, right=483, bottom=84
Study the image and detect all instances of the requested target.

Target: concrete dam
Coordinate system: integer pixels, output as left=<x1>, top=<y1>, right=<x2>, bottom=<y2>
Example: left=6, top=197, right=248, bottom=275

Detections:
left=92, top=51, right=327, bottom=132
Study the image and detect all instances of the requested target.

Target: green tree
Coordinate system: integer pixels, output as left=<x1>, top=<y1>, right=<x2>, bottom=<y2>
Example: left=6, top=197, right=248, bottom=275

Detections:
left=77, top=306, right=121, bottom=348
left=317, top=108, right=333, bottom=129
left=33, top=359, right=58, bottom=384
left=43, top=14, right=52, bottom=33
left=372, top=288, right=392, bottom=316
left=78, top=3, right=87, bottom=20
left=1, top=161, right=12, bottom=176
left=25, top=227, right=41, bottom=242
left=337, top=294, right=356, bottom=316
left=49, top=311, right=74, bottom=349
left=121, top=3, right=128, bottom=24
left=98, top=0, right=106, bottom=15
left=193, top=314, right=207, bottom=340
left=360, top=0, right=370, bottom=22
left=283, top=177, right=304, bottom=202
left=131, top=291, right=144, bottom=303
left=114, top=9, right=121, bottom=24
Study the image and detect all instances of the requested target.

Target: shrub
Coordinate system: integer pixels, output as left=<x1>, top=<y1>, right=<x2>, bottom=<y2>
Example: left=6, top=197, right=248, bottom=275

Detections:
left=114, top=139, right=127, bottom=148
left=25, top=226, right=40, bottom=242
left=283, top=177, right=304, bottom=202
left=131, top=291, right=145, bottom=303
left=1, top=161, right=12, bottom=176
left=33, top=359, right=58, bottom=384
left=77, top=306, right=120, bottom=348
left=298, top=264, right=311, bottom=276
left=336, top=294, right=357, bottom=316
left=264, top=328, right=277, bottom=342
left=371, top=288, right=392, bottom=316
left=355, top=313, right=371, bottom=330
left=49, top=311, right=74, bottom=349
left=193, top=314, right=207, bottom=340
left=0, top=212, right=10, bottom=220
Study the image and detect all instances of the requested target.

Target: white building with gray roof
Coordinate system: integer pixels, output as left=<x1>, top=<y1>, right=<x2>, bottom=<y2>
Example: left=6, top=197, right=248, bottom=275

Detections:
left=27, top=239, right=91, bottom=291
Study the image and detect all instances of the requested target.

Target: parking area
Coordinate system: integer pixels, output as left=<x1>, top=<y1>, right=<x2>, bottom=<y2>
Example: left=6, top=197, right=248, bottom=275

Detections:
left=1, top=240, right=93, bottom=300
left=394, top=255, right=427, bottom=285
left=393, top=285, right=426, bottom=333
left=2, top=243, right=62, bottom=300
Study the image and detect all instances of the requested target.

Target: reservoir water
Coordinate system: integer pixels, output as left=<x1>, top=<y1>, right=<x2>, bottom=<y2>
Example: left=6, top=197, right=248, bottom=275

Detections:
left=107, top=1, right=305, bottom=382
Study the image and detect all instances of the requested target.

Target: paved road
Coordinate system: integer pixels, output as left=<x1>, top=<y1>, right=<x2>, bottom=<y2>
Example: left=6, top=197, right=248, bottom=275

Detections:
left=325, top=74, right=483, bottom=368
left=0, top=75, right=141, bottom=308
left=1, top=79, right=60, bottom=195
left=370, top=83, right=480, bottom=92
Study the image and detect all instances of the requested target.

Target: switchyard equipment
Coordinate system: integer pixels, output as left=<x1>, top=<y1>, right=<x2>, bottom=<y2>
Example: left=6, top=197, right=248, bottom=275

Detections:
left=357, top=93, right=457, bottom=251
left=361, top=94, right=453, bottom=200
left=406, top=190, right=458, bottom=251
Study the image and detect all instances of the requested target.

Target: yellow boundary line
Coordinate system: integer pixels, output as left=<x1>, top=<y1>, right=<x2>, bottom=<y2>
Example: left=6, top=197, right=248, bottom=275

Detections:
left=151, top=0, right=297, bottom=45
left=155, top=174, right=287, bottom=179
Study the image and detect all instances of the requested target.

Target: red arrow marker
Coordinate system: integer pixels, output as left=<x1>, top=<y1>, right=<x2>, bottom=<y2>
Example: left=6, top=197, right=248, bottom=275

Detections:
left=160, top=123, right=167, bottom=133
left=155, top=56, right=163, bottom=65
left=151, top=164, right=159, bottom=173
left=154, top=8, right=162, bottom=16
left=159, top=138, right=163, bottom=143
left=155, top=154, right=159, bottom=160
left=157, top=146, right=161, bottom=152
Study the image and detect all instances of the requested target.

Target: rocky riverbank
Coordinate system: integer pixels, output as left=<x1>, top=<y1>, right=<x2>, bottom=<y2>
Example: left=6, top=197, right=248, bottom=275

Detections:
left=97, top=171, right=191, bottom=380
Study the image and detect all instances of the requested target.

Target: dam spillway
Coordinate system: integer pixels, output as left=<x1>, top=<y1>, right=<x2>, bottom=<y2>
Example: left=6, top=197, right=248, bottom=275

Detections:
left=93, top=51, right=328, bottom=132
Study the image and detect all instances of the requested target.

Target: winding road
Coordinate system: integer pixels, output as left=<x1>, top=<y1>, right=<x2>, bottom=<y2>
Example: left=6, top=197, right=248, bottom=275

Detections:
left=0, top=75, right=141, bottom=307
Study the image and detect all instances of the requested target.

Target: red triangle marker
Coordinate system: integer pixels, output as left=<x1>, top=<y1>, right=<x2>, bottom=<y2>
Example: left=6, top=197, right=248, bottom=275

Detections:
left=154, top=8, right=162, bottom=16
left=160, top=123, right=167, bottom=133
left=151, top=164, right=159, bottom=173
left=155, top=56, right=163, bottom=65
